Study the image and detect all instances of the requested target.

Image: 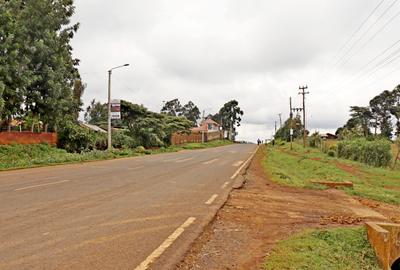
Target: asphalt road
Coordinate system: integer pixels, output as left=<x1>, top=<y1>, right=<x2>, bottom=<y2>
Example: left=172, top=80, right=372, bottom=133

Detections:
left=0, top=143, right=257, bottom=270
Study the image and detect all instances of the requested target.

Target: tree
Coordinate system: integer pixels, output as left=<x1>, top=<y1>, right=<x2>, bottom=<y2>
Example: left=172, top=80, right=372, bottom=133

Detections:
left=369, top=91, right=394, bottom=139
left=348, top=106, right=372, bottom=137
left=218, top=100, right=243, bottom=141
left=275, top=116, right=303, bottom=141
left=22, top=0, right=81, bottom=130
left=0, top=0, right=82, bottom=131
left=84, top=99, right=107, bottom=126
left=121, top=100, right=192, bottom=147
left=0, top=1, right=32, bottom=130
left=390, top=85, right=400, bottom=136
left=180, top=101, right=200, bottom=125
left=161, top=98, right=182, bottom=116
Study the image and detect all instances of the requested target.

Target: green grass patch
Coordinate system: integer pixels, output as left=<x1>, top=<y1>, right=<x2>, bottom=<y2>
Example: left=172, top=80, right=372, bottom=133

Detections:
left=0, top=140, right=233, bottom=171
left=264, top=143, right=400, bottom=205
left=264, top=227, right=380, bottom=270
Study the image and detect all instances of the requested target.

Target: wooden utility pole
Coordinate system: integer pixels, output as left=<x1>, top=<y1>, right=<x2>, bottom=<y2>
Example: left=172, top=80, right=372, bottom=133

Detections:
left=278, top=113, right=282, bottom=128
left=289, top=97, right=293, bottom=150
left=298, top=85, right=309, bottom=148
left=274, top=121, right=277, bottom=137
left=201, top=110, right=205, bottom=143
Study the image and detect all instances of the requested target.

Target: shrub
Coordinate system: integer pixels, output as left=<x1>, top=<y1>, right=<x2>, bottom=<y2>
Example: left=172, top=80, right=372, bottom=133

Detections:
left=57, top=121, right=96, bottom=153
left=112, top=130, right=137, bottom=149
left=327, top=150, right=335, bottom=157
left=309, top=132, right=321, bottom=148
left=135, top=146, right=146, bottom=153
left=337, top=138, right=392, bottom=167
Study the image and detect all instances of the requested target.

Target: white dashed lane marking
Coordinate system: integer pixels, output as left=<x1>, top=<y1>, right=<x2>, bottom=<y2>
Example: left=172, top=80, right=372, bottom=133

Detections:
left=205, top=194, right=218, bottom=205
left=14, top=180, right=70, bottom=191
left=202, top=158, right=219, bottom=165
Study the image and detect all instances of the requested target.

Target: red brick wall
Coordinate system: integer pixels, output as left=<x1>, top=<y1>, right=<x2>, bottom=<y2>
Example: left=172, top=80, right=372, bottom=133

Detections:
left=171, top=131, right=223, bottom=145
left=0, top=132, right=57, bottom=145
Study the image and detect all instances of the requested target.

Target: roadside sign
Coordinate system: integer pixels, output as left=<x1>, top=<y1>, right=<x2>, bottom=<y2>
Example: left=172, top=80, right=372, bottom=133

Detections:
left=290, top=128, right=293, bottom=135
left=111, top=99, right=121, bottom=120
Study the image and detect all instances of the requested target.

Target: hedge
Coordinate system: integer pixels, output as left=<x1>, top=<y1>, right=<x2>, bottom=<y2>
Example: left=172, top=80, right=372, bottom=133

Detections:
left=337, top=138, right=392, bottom=167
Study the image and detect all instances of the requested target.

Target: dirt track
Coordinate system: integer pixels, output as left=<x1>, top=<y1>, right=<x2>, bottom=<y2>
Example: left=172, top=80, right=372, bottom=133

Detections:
left=178, top=146, right=400, bottom=270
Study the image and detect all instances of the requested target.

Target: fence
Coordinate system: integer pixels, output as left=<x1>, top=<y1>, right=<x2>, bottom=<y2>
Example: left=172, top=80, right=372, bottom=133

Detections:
left=171, top=131, right=223, bottom=145
left=0, top=132, right=57, bottom=145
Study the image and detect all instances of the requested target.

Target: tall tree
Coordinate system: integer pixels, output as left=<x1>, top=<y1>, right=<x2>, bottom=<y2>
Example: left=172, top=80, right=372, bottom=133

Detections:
left=84, top=99, right=107, bottom=126
left=390, top=85, right=400, bottom=136
left=348, top=106, right=372, bottom=137
left=22, top=0, right=81, bottom=130
left=180, top=101, right=200, bottom=125
left=275, top=116, right=303, bottom=141
left=218, top=100, right=243, bottom=141
left=161, top=98, right=182, bottom=116
left=0, top=1, right=32, bottom=130
left=369, top=90, right=394, bottom=139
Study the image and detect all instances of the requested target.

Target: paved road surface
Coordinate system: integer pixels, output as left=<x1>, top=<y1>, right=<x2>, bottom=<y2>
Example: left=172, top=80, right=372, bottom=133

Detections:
left=0, top=143, right=256, bottom=270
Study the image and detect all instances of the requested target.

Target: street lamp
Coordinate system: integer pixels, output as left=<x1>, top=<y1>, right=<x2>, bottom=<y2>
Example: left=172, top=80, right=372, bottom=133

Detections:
left=107, top=64, right=129, bottom=150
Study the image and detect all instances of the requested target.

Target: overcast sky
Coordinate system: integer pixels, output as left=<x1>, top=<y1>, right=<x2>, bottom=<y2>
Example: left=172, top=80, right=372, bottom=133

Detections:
left=71, top=0, right=400, bottom=142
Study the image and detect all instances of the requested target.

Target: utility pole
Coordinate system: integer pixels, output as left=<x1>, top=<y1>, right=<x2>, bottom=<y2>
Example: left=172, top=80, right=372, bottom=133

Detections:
left=274, top=121, right=277, bottom=136
left=201, top=110, right=205, bottom=143
left=289, top=97, right=293, bottom=150
left=278, top=113, right=282, bottom=128
left=298, top=85, right=309, bottom=148
left=107, top=64, right=129, bottom=150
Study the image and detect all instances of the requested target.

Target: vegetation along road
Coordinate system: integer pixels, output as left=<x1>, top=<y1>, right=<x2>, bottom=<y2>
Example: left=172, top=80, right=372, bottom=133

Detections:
left=0, top=143, right=256, bottom=270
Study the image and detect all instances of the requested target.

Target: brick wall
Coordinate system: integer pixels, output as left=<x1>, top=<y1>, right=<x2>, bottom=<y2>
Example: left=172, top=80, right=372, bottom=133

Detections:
left=0, top=132, right=57, bottom=145
left=171, top=131, right=223, bottom=145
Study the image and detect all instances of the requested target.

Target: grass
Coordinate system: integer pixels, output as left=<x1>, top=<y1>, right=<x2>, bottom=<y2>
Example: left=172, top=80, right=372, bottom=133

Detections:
left=0, top=140, right=233, bottom=171
left=263, top=142, right=400, bottom=205
left=264, top=227, right=380, bottom=270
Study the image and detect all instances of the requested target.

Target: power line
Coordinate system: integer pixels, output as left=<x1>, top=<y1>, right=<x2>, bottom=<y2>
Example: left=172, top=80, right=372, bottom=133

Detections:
left=330, top=39, right=400, bottom=90
left=331, top=0, right=398, bottom=70
left=337, top=7, right=400, bottom=69
left=331, top=0, right=386, bottom=61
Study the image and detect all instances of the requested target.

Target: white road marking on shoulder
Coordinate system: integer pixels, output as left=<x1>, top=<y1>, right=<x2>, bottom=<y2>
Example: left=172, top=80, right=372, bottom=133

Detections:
left=127, top=166, right=145, bottom=170
left=134, top=217, right=196, bottom=270
left=202, top=158, right=219, bottom=165
left=205, top=194, right=218, bottom=205
left=230, top=147, right=258, bottom=180
left=175, top=157, right=194, bottom=163
left=162, top=157, right=182, bottom=162
left=221, top=181, right=229, bottom=189
left=14, top=180, right=70, bottom=191
left=232, top=161, right=244, bottom=167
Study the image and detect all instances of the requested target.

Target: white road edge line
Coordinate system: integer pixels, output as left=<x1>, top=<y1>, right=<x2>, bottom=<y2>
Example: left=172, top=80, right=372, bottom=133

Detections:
left=134, top=217, right=196, bottom=270
left=202, top=158, right=219, bottom=165
left=205, top=194, right=218, bottom=205
left=14, top=180, right=70, bottom=191
left=230, top=147, right=259, bottom=180
left=128, top=166, right=145, bottom=170
left=175, top=157, right=194, bottom=163
left=221, top=181, right=229, bottom=189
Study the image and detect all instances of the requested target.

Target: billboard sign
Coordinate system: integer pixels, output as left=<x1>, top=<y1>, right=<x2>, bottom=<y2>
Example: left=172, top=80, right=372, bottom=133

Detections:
left=111, top=99, right=121, bottom=120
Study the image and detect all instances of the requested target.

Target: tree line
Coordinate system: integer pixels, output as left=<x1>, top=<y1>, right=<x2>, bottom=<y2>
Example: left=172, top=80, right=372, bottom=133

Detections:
left=336, top=84, right=400, bottom=140
left=0, top=0, right=82, bottom=132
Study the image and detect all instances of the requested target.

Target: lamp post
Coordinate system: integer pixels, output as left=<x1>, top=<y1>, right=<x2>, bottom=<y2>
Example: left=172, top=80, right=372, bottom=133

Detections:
left=107, top=64, right=129, bottom=150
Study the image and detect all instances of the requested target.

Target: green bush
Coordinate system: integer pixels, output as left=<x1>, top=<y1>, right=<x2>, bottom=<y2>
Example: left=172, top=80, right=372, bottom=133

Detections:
left=327, top=150, right=335, bottom=157
left=57, top=121, right=96, bottom=153
left=309, top=132, right=321, bottom=148
left=112, top=130, right=137, bottom=149
left=337, top=138, right=392, bottom=167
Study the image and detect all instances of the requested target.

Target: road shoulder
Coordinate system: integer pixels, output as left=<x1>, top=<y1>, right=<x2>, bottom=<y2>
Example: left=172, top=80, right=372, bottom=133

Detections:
left=176, top=145, right=395, bottom=269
